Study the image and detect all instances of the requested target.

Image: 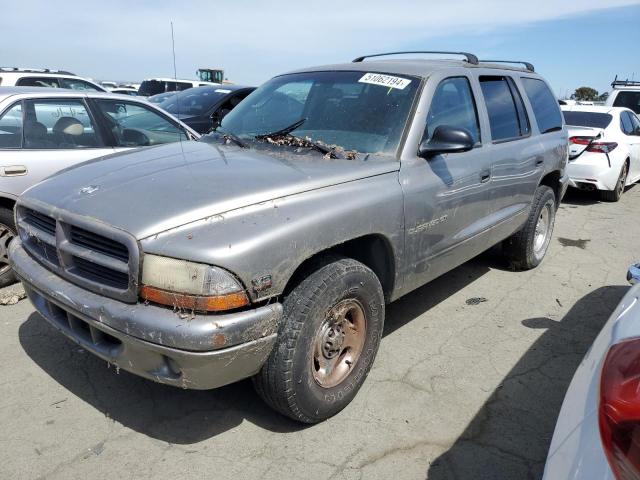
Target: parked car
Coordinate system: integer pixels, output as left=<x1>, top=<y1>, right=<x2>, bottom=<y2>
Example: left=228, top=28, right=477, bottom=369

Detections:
left=562, top=105, right=640, bottom=201
left=138, top=78, right=218, bottom=97
left=147, top=91, right=177, bottom=105
left=8, top=52, right=568, bottom=423
left=543, top=264, right=640, bottom=480
left=158, top=85, right=255, bottom=133
left=0, top=86, right=199, bottom=286
left=108, top=87, right=139, bottom=96
left=0, top=68, right=106, bottom=92
left=100, top=81, right=118, bottom=89
left=606, top=78, right=640, bottom=114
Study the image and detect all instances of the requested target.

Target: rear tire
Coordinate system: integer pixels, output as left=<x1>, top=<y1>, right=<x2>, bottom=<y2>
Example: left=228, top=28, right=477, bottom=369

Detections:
left=600, top=161, right=628, bottom=202
left=0, top=207, right=17, bottom=288
left=253, top=257, right=385, bottom=423
left=503, top=185, right=556, bottom=271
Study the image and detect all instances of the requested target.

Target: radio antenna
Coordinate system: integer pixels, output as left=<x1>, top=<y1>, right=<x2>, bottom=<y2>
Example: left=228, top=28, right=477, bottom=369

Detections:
left=170, top=21, right=178, bottom=81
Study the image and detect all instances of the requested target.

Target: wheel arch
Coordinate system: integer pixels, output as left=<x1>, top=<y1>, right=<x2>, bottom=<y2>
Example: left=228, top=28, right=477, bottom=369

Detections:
left=282, top=233, right=396, bottom=303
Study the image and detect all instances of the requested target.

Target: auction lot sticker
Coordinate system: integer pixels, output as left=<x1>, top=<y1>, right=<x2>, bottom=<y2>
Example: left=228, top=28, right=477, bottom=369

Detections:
left=359, top=73, right=411, bottom=90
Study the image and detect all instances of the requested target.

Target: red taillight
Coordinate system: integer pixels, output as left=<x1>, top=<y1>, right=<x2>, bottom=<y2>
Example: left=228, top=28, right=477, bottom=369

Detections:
left=570, top=136, right=592, bottom=145
left=588, top=142, right=618, bottom=154
left=599, top=338, right=640, bottom=480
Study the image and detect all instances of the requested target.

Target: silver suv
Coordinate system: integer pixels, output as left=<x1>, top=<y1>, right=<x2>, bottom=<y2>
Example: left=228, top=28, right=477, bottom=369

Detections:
left=9, top=51, right=568, bottom=423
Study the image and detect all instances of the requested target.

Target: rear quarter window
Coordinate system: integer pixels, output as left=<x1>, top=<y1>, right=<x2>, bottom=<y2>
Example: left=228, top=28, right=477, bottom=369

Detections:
left=521, top=78, right=563, bottom=133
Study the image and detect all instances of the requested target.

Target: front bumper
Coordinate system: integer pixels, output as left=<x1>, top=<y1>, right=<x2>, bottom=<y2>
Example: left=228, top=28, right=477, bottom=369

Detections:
left=9, top=239, right=283, bottom=390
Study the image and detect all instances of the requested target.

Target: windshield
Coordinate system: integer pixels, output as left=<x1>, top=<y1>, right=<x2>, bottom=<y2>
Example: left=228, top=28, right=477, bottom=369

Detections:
left=562, top=111, right=613, bottom=129
left=160, top=87, right=227, bottom=116
left=219, top=71, right=420, bottom=155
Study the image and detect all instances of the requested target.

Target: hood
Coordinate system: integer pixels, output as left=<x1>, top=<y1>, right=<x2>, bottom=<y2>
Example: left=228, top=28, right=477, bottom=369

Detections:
left=21, top=141, right=398, bottom=239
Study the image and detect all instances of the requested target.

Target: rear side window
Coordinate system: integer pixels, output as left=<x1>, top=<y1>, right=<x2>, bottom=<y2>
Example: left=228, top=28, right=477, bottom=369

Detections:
left=0, top=103, right=23, bottom=148
left=520, top=78, right=563, bottom=134
left=621, top=111, right=634, bottom=135
left=58, top=78, right=102, bottom=92
left=480, top=76, right=527, bottom=141
left=425, top=77, right=480, bottom=143
left=613, top=91, right=640, bottom=114
left=138, top=80, right=165, bottom=96
left=562, top=111, right=612, bottom=129
left=16, top=77, right=60, bottom=88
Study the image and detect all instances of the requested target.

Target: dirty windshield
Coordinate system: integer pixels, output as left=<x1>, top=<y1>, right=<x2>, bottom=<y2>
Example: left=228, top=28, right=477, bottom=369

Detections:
left=218, top=71, right=420, bottom=155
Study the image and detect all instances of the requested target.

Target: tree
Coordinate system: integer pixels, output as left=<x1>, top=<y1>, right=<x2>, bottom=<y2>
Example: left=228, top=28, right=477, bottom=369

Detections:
left=572, top=87, right=599, bottom=102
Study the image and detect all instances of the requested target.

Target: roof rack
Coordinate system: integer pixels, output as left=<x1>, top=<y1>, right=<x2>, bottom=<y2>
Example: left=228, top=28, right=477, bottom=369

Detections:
left=611, top=75, right=640, bottom=88
left=352, top=51, right=479, bottom=65
left=0, top=67, right=76, bottom=75
left=479, top=60, right=535, bottom=72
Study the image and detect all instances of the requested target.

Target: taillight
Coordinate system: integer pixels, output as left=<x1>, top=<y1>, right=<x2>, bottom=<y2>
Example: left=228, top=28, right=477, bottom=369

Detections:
left=588, top=142, right=618, bottom=154
left=570, top=136, right=592, bottom=145
left=599, top=338, right=640, bottom=480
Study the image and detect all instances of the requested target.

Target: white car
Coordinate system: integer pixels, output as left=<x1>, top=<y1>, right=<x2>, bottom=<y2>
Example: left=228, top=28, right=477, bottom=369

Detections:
left=543, top=264, right=640, bottom=480
left=0, top=86, right=199, bottom=286
left=0, top=67, right=106, bottom=92
left=562, top=105, right=640, bottom=201
left=606, top=78, right=640, bottom=115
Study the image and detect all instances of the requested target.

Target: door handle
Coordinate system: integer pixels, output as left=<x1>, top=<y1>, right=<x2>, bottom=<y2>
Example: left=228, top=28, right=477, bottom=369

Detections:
left=0, top=165, right=27, bottom=176
left=536, top=158, right=544, bottom=167
left=480, top=170, right=491, bottom=183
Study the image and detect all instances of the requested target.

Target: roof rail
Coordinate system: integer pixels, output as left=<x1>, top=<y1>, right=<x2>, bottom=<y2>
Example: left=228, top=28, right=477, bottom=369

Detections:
left=479, top=60, right=535, bottom=72
left=352, top=51, right=479, bottom=65
left=611, top=75, right=640, bottom=88
left=0, top=67, right=76, bottom=75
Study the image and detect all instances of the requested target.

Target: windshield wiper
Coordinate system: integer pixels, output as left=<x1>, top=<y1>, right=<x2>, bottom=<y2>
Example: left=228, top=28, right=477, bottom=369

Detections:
left=213, top=127, right=249, bottom=148
left=256, top=118, right=307, bottom=139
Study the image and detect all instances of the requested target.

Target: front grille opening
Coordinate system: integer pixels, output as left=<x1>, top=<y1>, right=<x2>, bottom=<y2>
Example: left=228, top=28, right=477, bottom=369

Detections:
left=23, top=209, right=56, bottom=236
left=70, top=226, right=129, bottom=262
left=72, top=256, right=129, bottom=289
left=27, top=241, right=59, bottom=266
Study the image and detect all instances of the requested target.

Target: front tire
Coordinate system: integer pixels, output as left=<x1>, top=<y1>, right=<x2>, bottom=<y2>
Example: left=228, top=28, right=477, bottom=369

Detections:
left=600, top=161, right=628, bottom=202
left=503, top=185, right=556, bottom=271
left=0, top=207, right=17, bottom=288
left=253, top=257, right=385, bottom=423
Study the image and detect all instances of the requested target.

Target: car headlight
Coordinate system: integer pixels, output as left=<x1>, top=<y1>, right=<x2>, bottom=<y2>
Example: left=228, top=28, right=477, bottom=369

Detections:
left=140, top=254, right=249, bottom=312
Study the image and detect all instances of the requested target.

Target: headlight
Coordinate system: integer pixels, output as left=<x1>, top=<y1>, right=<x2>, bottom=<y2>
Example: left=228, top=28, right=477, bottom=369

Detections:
left=140, top=254, right=249, bottom=312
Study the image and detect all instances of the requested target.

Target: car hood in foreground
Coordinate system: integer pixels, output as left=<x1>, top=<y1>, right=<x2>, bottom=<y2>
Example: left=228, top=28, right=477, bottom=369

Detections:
left=20, top=141, right=399, bottom=239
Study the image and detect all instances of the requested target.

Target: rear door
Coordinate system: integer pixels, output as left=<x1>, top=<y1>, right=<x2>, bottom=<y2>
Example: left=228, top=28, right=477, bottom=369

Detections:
left=0, top=97, right=113, bottom=197
left=623, top=111, right=640, bottom=182
left=477, top=75, right=546, bottom=245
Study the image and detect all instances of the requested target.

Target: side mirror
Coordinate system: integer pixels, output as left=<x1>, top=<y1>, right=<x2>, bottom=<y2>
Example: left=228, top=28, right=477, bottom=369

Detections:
left=628, top=263, right=640, bottom=285
left=418, top=125, right=475, bottom=158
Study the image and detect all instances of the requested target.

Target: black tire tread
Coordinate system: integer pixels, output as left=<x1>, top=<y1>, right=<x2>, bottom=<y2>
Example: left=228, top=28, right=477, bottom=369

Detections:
left=503, top=185, right=555, bottom=271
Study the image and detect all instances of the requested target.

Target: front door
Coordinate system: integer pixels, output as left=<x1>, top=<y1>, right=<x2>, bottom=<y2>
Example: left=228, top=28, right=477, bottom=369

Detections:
left=400, top=76, right=492, bottom=294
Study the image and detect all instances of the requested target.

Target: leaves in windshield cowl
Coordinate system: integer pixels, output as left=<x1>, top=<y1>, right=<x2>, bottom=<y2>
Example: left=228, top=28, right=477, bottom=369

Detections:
left=259, top=134, right=358, bottom=160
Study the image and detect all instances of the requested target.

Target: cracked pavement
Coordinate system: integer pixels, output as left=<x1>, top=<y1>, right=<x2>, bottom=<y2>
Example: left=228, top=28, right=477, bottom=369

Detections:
left=1, top=186, right=638, bottom=480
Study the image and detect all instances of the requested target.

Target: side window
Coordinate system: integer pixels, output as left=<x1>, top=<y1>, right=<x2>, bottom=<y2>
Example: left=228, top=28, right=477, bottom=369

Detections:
left=425, top=77, right=480, bottom=143
left=16, top=77, right=60, bottom=88
left=94, top=100, right=188, bottom=147
left=480, top=76, right=526, bottom=141
left=58, top=78, right=102, bottom=92
left=176, top=82, right=192, bottom=91
left=613, top=92, right=640, bottom=115
left=630, top=113, right=640, bottom=133
left=0, top=103, right=23, bottom=148
left=23, top=99, right=100, bottom=149
left=620, top=111, right=634, bottom=135
left=507, top=78, right=531, bottom=136
left=520, top=78, right=563, bottom=133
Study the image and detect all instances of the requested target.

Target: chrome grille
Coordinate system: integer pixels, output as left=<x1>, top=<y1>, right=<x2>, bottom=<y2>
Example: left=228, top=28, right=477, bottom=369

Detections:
left=16, top=204, right=139, bottom=303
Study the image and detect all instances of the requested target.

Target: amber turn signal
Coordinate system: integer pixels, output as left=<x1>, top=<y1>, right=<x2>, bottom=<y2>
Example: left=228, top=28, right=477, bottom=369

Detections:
left=140, top=285, right=249, bottom=312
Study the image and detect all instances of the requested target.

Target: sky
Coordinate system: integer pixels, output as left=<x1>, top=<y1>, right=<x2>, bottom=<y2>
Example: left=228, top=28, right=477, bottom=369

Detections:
left=2, top=1, right=639, bottom=97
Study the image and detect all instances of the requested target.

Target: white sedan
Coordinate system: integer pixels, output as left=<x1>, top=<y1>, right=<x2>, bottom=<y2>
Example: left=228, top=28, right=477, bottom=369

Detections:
left=562, top=106, right=640, bottom=201
left=0, top=86, right=199, bottom=286
left=543, top=264, right=640, bottom=480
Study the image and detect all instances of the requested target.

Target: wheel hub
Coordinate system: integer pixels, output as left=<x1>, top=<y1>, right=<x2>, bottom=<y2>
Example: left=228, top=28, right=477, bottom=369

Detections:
left=312, top=299, right=367, bottom=388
